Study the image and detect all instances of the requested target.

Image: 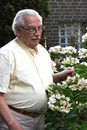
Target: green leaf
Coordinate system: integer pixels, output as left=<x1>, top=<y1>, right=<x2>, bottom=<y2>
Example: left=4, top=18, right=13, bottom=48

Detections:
left=80, top=122, right=87, bottom=130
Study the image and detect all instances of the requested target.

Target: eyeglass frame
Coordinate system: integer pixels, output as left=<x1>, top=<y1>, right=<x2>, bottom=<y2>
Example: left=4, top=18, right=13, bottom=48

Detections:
left=19, top=25, right=43, bottom=33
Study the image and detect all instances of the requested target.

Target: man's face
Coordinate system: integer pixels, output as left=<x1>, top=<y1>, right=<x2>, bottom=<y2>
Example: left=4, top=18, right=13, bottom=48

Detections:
left=17, top=15, right=42, bottom=49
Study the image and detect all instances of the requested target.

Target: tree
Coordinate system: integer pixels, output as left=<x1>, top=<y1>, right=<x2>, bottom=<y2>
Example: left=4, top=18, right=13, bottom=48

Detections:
left=0, top=0, right=50, bottom=47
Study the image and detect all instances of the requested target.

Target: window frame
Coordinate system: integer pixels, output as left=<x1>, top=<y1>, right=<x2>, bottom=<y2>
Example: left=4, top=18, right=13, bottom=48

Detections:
left=58, top=23, right=81, bottom=47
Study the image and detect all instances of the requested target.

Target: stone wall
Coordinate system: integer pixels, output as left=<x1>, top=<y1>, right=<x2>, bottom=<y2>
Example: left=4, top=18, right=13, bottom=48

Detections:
left=45, top=0, right=87, bottom=49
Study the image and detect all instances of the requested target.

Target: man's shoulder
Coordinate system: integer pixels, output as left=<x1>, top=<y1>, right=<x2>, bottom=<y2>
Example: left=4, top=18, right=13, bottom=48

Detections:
left=1, top=38, right=17, bottom=49
left=1, top=38, right=20, bottom=52
left=37, top=44, right=50, bottom=58
left=38, top=44, right=48, bottom=52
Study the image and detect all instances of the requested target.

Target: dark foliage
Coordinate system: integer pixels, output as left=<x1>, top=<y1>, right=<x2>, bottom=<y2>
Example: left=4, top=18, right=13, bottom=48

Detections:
left=0, top=0, right=50, bottom=47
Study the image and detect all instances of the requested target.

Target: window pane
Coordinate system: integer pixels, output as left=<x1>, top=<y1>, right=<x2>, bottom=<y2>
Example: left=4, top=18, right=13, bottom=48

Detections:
left=61, top=37, right=65, bottom=43
left=59, top=23, right=81, bottom=47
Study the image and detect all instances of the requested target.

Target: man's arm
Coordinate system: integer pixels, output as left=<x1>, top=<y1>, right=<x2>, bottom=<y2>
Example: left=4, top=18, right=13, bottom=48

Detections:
left=52, top=67, right=74, bottom=83
left=0, top=92, right=23, bottom=130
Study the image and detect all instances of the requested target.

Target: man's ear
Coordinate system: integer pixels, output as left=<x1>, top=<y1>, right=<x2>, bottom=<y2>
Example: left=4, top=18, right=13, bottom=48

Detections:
left=15, top=26, right=21, bottom=37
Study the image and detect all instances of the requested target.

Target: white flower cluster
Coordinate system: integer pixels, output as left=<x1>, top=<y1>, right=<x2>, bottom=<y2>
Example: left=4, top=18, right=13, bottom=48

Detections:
left=78, top=48, right=87, bottom=59
left=69, top=78, right=87, bottom=91
left=61, top=57, right=79, bottom=66
left=48, top=45, right=62, bottom=54
left=51, top=60, right=58, bottom=72
left=48, top=93, right=72, bottom=113
left=47, top=74, right=87, bottom=114
left=61, top=46, right=77, bottom=55
left=49, top=46, right=77, bottom=55
left=81, top=62, right=87, bottom=67
left=59, top=74, right=87, bottom=91
left=82, top=33, right=87, bottom=42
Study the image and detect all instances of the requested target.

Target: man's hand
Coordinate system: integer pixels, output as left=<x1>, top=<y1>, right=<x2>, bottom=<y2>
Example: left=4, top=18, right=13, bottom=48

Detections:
left=8, top=119, right=24, bottom=130
left=0, top=93, right=23, bottom=130
left=52, top=67, right=74, bottom=83
left=63, top=67, right=74, bottom=77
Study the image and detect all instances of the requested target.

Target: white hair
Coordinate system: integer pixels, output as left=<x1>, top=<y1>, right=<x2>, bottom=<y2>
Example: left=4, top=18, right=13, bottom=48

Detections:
left=12, top=9, right=42, bottom=35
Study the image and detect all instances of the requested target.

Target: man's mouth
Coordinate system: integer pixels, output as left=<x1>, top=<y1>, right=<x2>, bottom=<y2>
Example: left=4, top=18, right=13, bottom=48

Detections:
left=32, top=36, right=41, bottom=40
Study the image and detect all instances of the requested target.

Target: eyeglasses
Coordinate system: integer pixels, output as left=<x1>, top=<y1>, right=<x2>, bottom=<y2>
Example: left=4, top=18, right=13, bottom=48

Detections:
left=20, top=25, right=42, bottom=33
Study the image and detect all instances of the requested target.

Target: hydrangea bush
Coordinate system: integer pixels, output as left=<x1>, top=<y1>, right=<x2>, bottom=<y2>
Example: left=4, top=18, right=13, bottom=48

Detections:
left=81, top=33, right=87, bottom=49
left=45, top=46, right=87, bottom=130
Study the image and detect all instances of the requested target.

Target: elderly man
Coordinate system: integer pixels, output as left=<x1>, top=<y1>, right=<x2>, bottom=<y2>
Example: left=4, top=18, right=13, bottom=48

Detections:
left=0, top=9, right=74, bottom=130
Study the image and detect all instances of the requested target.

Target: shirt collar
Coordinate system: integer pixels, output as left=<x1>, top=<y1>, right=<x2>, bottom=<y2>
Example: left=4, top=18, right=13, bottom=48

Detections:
left=16, top=37, right=38, bottom=56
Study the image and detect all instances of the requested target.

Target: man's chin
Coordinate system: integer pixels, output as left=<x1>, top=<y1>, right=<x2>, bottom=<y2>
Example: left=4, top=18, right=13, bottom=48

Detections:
left=32, top=42, right=39, bottom=47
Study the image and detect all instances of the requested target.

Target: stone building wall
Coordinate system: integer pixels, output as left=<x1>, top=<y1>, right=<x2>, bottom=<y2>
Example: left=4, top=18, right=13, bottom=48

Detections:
left=45, top=0, right=87, bottom=49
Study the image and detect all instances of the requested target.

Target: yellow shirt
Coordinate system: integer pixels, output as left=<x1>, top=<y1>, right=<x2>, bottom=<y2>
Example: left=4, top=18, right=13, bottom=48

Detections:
left=0, top=38, right=53, bottom=112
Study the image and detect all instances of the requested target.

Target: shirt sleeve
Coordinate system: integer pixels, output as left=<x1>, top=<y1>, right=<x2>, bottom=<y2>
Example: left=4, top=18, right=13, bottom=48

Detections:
left=0, top=53, right=10, bottom=93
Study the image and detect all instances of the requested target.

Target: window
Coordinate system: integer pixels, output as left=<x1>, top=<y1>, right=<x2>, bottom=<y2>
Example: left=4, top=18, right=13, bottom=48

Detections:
left=59, top=23, right=81, bottom=47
